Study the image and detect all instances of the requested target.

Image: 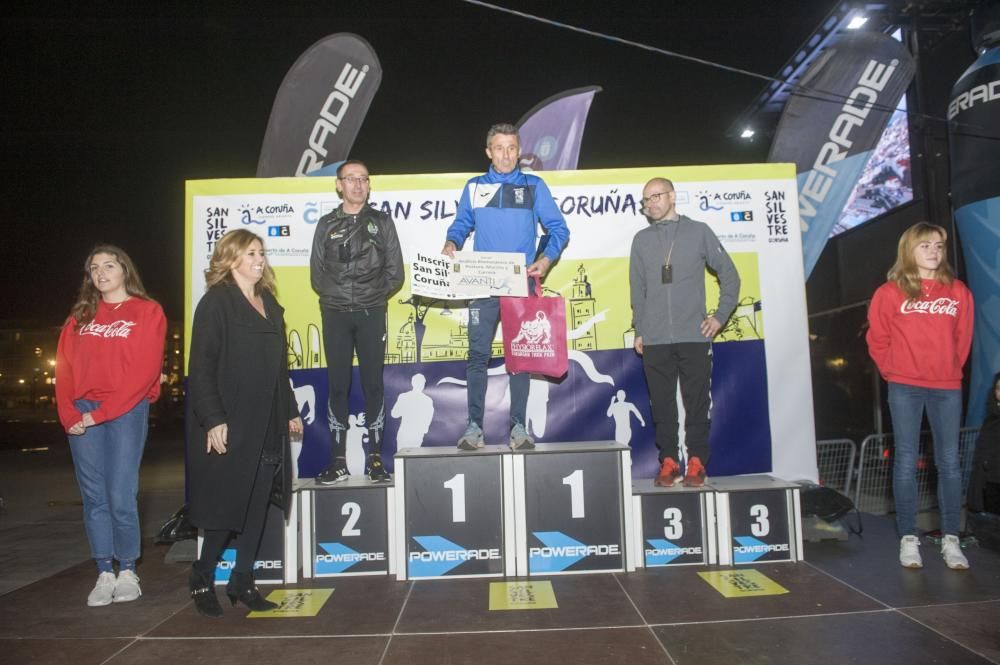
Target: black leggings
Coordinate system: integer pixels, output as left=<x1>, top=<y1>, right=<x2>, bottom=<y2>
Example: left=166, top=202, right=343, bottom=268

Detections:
left=195, top=460, right=276, bottom=576
left=321, top=305, right=387, bottom=457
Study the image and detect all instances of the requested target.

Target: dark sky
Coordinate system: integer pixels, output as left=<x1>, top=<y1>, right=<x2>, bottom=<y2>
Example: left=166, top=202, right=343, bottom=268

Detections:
left=2, top=0, right=834, bottom=323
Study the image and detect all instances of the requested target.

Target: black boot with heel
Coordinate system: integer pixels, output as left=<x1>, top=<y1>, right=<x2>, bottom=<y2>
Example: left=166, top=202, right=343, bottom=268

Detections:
left=225, top=571, right=278, bottom=611
left=189, top=565, right=224, bottom=618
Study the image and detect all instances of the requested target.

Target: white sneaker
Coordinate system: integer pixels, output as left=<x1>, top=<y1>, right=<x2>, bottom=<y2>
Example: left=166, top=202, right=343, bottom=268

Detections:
left=941, top=535, right=970, bottom=570
left=113, top=569, right=142, bottom=603
left=899, top=535, right=923, bottom=569
left=87, top=571, right=117, bottom=607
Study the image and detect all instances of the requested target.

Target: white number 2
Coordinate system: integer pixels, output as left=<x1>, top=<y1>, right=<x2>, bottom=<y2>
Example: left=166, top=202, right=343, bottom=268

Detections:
left=341, top=501, right=361, bottom=537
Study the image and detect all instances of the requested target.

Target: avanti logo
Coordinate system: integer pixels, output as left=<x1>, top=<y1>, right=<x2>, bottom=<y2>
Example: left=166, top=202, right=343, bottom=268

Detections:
left=529, top=531, right=620, bottom=572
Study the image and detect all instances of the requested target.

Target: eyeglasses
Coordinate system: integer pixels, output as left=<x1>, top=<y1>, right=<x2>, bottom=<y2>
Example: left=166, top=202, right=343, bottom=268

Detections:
left=640, top=191, right=671, bottom=206
left=339, top=176, right=370, bottom=184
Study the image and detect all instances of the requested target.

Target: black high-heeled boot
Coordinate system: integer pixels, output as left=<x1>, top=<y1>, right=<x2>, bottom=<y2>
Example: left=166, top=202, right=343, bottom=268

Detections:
left=225, top=571, right=278, bottom=611
left=189, top=565, right=223, bottom=618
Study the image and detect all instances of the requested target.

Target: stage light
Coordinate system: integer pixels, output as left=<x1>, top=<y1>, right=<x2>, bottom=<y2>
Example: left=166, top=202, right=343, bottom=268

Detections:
left=846, top=15, right=868, bottom=30
left=740, top=128, right=755, bottom=139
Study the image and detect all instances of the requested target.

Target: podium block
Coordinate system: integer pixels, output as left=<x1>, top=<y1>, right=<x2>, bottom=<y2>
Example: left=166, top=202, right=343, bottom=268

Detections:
left=630, top=479, right=716, bottom=568
left=394, top=445, right=514, bottom=580
left=298, top=478, right=395, bottom=579
left=711, top=475, right=803, bottom=565
left=512, top=442, right=634, bottom=576
left=203, top=501, right=294, bottom=585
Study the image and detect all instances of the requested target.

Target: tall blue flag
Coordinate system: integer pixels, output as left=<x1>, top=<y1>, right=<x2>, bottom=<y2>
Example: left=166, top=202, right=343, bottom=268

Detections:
left=257, top=33, right=382, bottom=177
left=516, top=86, right=601, bottom=171
left=768, top=32, right=914, bottom=277
left=949, top=44, right=1000, bottom=428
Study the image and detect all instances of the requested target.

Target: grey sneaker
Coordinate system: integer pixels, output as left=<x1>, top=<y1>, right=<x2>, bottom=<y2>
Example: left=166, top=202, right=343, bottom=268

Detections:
left=457, top=422, right=485, bottom=450
left=899, top=535, right=923, bottom=569
left=87, top=571, right=117, bottom=607
left=113, top=569, right=142, bottom=603
left=510, top=423, right=535, bottom=450
left=941, top=535, right=969, bottom=570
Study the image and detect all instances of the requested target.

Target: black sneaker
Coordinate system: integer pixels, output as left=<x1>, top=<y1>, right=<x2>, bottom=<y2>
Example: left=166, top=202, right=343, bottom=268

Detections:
left=316, top=458, right=349, bottom=485
left=367, top=455, right=391, bottom=483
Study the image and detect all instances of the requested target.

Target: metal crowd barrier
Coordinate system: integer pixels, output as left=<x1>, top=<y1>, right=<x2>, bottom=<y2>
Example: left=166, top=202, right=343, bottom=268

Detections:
left=853, top=428, right=979, bottom=515
left=815, top=438, right=857, bottom=497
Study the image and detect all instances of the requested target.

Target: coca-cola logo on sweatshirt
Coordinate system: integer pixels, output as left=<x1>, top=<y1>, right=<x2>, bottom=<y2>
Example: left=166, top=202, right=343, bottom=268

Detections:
left=78, top=320, right=136, bottom=338
left=899, top=298, right=959, bottom=317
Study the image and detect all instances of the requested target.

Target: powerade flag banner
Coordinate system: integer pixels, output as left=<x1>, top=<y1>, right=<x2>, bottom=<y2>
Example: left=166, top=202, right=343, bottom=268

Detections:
left=768, top=32, right=914, bottom=277
left=516, top=86, right=601, bottom=171
left=257, top=33, right=381, bottom=177
left=948, top=44, right=1000, bottom=428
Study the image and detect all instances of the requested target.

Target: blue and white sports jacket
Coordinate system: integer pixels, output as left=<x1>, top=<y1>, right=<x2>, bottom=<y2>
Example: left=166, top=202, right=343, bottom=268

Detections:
left=445, top=166, right=569, bottom=265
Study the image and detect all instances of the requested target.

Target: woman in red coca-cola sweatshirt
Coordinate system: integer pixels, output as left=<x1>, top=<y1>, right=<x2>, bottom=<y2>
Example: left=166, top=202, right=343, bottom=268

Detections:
left=55, top=245, right=166, bottom=608
left=867, top=222, right=974, bottom=572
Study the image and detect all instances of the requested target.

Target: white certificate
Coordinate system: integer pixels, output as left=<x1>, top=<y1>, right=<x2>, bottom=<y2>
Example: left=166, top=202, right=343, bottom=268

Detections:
left=408, top=251, right=527, bottom=299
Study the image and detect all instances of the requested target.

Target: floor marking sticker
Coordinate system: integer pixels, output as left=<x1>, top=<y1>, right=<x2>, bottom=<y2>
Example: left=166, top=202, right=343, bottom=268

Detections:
left=489, top=581, right=558, bottom=610
left=247, top=588, right=334, bottom=617
left=698, top=569, right=789, bottom=598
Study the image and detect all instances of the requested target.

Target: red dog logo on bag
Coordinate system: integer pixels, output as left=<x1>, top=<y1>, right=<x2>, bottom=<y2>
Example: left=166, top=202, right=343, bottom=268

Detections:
left=500, top=283, right=568, bottom=378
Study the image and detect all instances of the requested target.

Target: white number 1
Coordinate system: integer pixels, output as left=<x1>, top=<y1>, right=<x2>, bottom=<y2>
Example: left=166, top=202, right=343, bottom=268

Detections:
left=443, top=473, right=467, bottom=523
left=562, top=469, right=585, bottom=519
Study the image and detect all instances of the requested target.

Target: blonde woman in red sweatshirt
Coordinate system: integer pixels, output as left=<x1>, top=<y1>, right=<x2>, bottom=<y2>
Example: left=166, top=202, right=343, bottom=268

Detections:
left=867, top=222, right=974, bottom=571
left=56, top=245, right=166, bottom=607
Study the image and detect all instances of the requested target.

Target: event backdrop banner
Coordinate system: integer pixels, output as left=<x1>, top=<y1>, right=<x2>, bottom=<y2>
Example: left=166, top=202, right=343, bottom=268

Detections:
left=948, top=44, right=1000, bottom=428
left=185, top=165, right=817, bottom=483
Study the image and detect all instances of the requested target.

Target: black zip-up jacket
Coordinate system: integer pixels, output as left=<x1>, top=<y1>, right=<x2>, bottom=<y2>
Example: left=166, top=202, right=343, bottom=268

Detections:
left=310, top=204, right=404, bottom=310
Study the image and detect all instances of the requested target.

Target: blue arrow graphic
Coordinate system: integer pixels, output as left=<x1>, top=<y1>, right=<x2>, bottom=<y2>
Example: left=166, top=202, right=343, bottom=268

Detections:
left=733, top=536, right=769, bottom=564
left=530, top=531, right=587, bottom=572
left=214, top=547, right=237, bottom=582
left=645, top=538, right=684, bottom=566
left=408, top=535, right=469, bottom=577
left=316, top=542, right=361, bottom=574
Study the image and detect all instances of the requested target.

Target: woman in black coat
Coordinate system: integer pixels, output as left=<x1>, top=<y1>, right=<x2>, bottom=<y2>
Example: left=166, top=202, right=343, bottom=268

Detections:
left=186, top=229, right=303, bottom=617
left=968, top=372, right=1000, bottom=513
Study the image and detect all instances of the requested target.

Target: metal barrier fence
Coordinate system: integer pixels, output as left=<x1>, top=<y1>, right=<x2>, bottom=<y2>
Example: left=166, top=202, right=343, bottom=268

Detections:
left=852, top=428, right=979, bottom=515
left=816, top=438, right=857, bottom=497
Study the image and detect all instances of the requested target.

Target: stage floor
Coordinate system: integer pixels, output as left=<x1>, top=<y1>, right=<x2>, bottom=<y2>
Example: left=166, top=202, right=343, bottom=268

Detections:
left=1, top=515, right=998, bottom=665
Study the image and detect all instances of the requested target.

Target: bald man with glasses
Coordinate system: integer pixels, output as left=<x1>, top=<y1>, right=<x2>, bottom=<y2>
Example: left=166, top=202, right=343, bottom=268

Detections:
left=629, top=177, right=740, bottom=488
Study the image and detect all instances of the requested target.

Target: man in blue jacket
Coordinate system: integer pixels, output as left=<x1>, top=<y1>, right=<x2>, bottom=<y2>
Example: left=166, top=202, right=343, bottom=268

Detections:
left=441, top=123, right=570, bottom=450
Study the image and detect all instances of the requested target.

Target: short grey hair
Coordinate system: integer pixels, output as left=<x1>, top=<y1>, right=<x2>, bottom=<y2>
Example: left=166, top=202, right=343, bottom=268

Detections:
left=486, top=123, right=519, bottom=146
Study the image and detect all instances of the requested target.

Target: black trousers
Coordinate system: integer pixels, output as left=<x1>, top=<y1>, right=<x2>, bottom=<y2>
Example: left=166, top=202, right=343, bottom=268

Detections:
left=321, top=305, right=387, bottom=457
left=642, top=342, right=713, bottom=465
left=196, top=460, right=277, bottom=576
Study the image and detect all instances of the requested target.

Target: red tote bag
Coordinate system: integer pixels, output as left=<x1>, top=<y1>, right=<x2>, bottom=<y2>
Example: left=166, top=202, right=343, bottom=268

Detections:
left=499, top=282, right=568, bottom=378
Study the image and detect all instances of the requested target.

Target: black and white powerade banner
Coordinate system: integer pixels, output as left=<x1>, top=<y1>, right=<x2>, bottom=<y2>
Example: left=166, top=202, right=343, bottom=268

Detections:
left=256, top=33, right=382, bottom=177
left=949, top=43, right=1000, bottom=428
left=769, top=31, right=914, bottom=277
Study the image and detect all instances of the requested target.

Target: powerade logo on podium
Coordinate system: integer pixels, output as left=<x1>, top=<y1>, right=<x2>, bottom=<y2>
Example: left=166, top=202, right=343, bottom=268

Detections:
left=640, top=492, right=708, bottom=566
left=529, top=531, right=621, bottom=572
left=312, top=488, right=390, bottom=576
left=729, top=490, right=792, bottom=563
left=214, top=548, right=284, bottom=583
left=407, top=535, right=501, bottom=577
left=315, top=542, right=386, bottom=575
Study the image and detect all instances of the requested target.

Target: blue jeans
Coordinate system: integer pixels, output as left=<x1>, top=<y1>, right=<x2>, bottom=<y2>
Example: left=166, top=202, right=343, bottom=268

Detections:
left=69, top=398, right=149, bottom=567
left=887, top=383, right=962, bottom=537
left=467, top=296, right=528, bottom=429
